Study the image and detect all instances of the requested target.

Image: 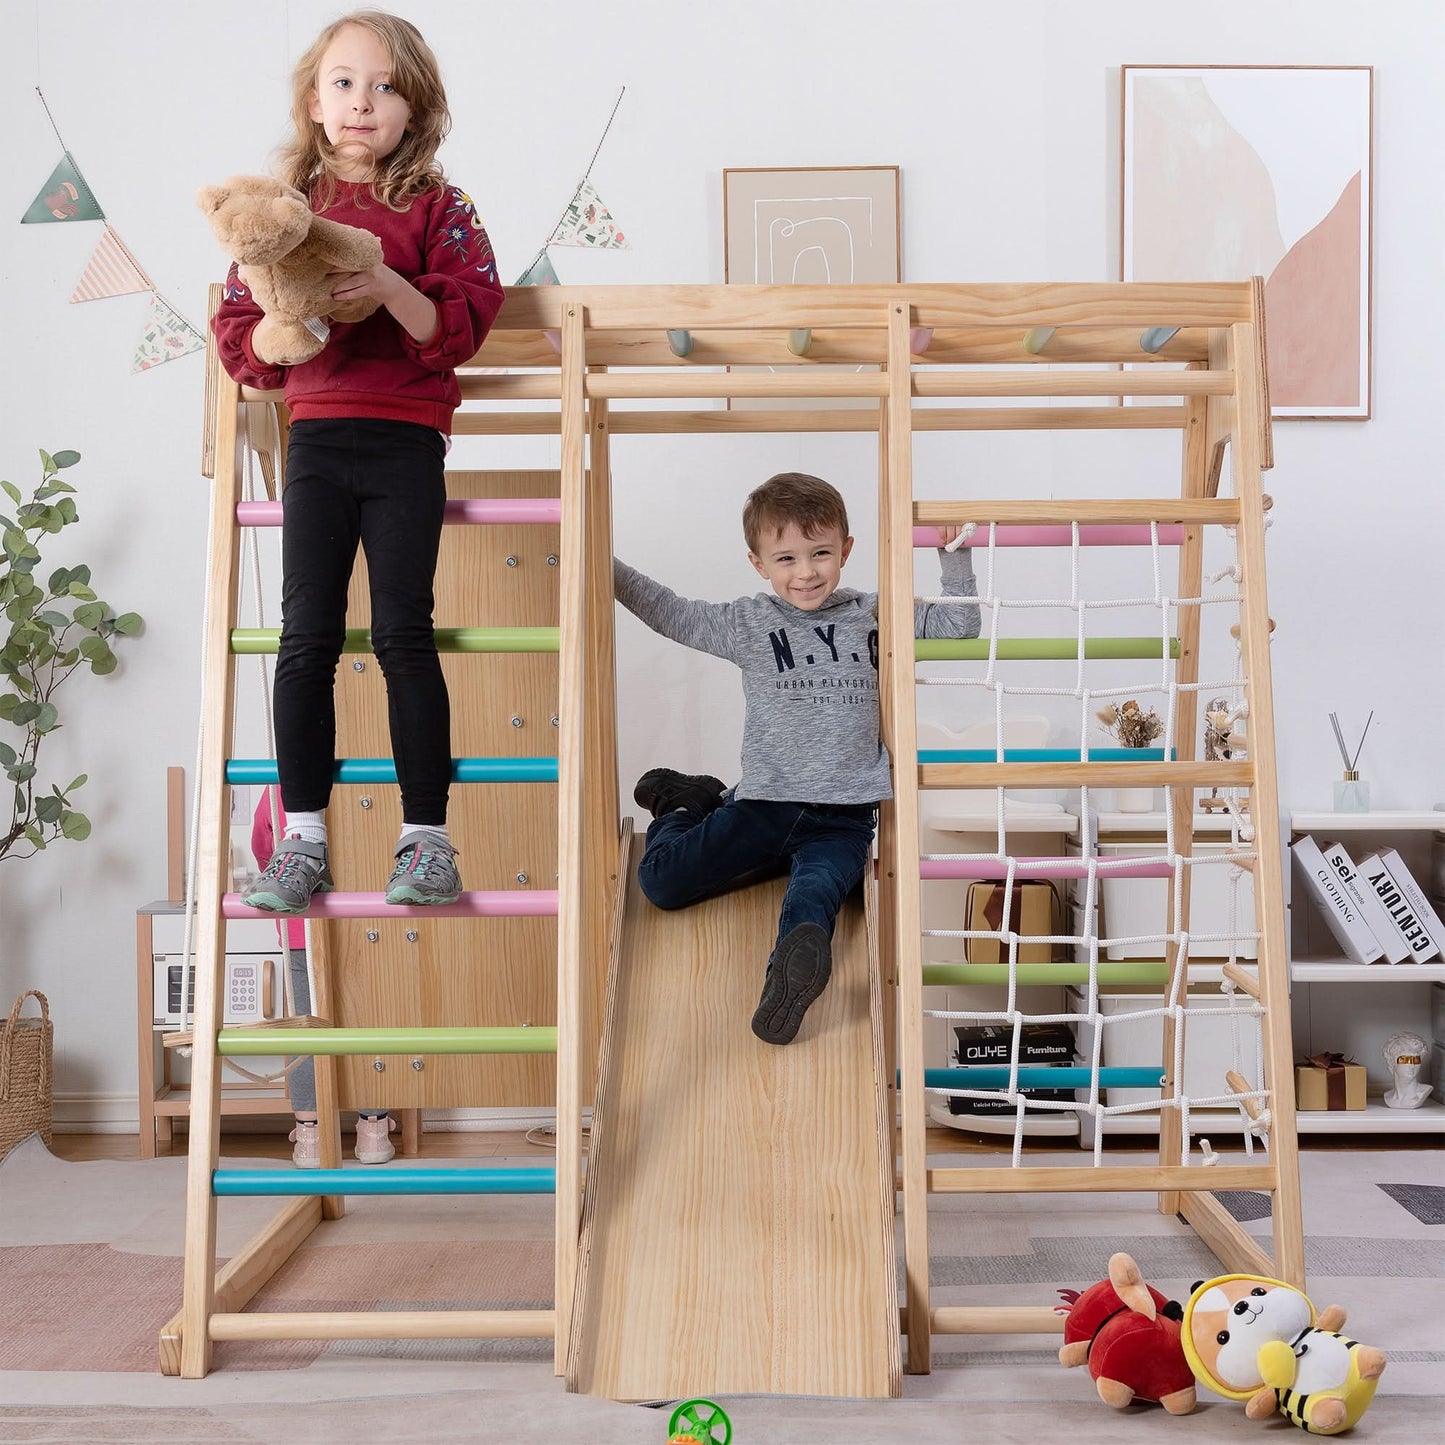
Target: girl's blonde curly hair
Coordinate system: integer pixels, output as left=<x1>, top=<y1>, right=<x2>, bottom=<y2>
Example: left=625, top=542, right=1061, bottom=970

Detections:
left=279, top=10, right=450, bottom=212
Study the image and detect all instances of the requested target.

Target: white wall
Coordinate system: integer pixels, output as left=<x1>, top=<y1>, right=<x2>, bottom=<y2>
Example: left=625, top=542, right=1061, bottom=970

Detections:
left=2, top=0, right=1441, bottom=1124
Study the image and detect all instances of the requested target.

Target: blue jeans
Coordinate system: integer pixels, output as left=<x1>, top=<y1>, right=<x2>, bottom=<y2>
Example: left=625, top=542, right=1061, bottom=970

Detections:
left=638, top=796, right=877, bottom=955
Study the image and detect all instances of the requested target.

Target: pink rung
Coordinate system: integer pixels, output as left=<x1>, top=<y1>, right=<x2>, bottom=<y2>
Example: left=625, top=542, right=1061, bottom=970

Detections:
left=237, top=499, right=561, bottom=527
left=918, top=858, right=1174, bottom=880
left=222, top=889, right=558, bottom=919
left=913, top=524, right=1185, bottom=548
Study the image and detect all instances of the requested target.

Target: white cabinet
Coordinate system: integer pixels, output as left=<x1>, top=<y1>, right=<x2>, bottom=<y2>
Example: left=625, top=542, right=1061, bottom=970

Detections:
left=136, top=901, right=292, bottom=1157
left=1287, top=812, right=1445, bottom=1136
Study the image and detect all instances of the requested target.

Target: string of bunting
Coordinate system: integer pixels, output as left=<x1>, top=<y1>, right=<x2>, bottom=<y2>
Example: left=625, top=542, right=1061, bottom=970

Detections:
left=515, top=86, right=630, bottom=289
left=22, top=88, right=205, bottom=374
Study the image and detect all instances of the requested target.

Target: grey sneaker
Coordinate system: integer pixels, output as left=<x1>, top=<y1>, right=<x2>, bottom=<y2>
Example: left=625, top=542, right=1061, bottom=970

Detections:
left=242, top=837, right=333, bottom=914
left=385, top=830, right=462, bottom=905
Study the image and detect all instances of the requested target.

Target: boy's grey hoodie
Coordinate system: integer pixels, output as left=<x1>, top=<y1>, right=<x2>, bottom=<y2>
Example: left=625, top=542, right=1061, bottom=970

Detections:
left=615, top=549, right=979, bottom=805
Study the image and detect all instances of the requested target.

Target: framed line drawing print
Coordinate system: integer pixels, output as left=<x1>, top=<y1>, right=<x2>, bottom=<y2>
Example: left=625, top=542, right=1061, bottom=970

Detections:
left=1121, top=65, right=1373, bottom=419
left=723, top=166, right=900, bottom=408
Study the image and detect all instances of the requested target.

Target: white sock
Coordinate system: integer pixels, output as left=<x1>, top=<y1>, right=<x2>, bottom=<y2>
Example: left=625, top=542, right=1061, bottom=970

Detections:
left=284, top=811, right=328, bottom=845
left=400, top=823, right=450, bottom=847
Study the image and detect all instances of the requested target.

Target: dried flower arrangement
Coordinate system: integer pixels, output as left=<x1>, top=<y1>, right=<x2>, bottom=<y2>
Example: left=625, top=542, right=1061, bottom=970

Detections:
left=1096, top=699, right=1164, bottom=749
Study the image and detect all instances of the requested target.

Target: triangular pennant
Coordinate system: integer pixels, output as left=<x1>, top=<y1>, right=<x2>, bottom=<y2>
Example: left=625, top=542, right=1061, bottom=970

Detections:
left=131, top=294, right=205, bottom=373
left=515, top=250, right=560, bottom=286
left=22, top=152, right=104, bottom=224
left=71, top=226, right=151, bottom=303
left=550, top=177, right=628, bottom=249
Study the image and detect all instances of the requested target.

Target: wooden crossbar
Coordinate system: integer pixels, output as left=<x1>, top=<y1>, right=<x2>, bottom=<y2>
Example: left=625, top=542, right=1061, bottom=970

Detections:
left=209, top=1310, right=555, bottom=1341
left=456, top=370, right=1232, bottom=401
left=461, top=325, right=1214, bottom=369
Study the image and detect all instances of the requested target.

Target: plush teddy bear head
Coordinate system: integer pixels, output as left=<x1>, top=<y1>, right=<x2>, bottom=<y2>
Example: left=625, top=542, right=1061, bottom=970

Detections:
left=198, top=174, right=384, bottom=367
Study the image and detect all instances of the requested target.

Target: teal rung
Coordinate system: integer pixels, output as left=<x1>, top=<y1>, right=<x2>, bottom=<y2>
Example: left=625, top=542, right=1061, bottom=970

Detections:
left=922, top=963, right=1175, bottom=987
left=918, top=748, right=1172, bottom=764
left=922, top=1066, right=1165, bottom=1090
left=217, top=1026, right=558, bottom=1056
left=230, top=627, right=559, bottom=654
left=213, top=1166, right=557, bottom=1196
left=226, top=757, right=558, bottom=784
left=915, top=637, right=1180, bottom=661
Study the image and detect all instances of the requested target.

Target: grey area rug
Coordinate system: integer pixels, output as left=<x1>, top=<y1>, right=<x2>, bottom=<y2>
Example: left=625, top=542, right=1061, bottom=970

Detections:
left=1379, top=1182, right=1445, bottom=1225
left=0, top=1138, right=1440, bottom=1443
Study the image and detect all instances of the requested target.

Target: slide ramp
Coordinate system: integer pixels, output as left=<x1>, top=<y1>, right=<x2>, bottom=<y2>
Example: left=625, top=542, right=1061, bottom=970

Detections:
left=567, top=851, right=899, bottom=1399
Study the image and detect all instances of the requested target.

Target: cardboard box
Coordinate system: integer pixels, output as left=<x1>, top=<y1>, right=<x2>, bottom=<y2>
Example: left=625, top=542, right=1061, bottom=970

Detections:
left=948, top=1022, right=1076, bottom=1115
left=964, top=881, right=1062, bottom=964
left=1294, top=1056, right=1366, bottom=1111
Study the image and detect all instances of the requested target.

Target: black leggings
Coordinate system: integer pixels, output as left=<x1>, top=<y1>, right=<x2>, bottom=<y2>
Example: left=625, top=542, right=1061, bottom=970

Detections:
left=274, top=418, right=450, bottom=825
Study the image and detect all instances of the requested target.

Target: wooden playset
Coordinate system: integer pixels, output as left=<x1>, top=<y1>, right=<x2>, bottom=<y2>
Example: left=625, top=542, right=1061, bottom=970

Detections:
left=166, top=279, right=1301, bottom=1400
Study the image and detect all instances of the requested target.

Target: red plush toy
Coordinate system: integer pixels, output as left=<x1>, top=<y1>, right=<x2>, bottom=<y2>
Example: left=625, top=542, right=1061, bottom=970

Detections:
left=1058, top=1252, right=1197, bottom=1414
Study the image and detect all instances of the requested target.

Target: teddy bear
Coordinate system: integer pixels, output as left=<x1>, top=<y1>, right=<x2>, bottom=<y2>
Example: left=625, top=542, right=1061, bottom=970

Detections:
left=197, top=174, right=383, bottom=367
left=1181, top=1272, right=1386, bottom=1435
left=1057, top=1252, right=1198, bottom=1414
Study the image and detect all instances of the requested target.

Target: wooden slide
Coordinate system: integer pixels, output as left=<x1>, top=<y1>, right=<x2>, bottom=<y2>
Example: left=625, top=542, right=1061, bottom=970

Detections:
left=567, top=842, right=900, bottom=1399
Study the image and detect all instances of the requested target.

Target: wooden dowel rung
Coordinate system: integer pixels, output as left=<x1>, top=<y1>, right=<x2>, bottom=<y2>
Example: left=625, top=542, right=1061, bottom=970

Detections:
left=926, top=1163, right=1276, bottom=1193
left=914, top=498, right=1241, bottom=526
left=208, top=1309, right=555, bottom=1341
left=927, top=1306, right=1066, bottom=1335
left=1226, top=1069, right=1265, bottom=1121
left=1221, top=962, right=1263, bottom=1001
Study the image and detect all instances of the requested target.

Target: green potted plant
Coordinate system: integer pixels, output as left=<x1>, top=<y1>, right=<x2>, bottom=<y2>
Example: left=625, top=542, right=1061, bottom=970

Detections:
left=0, top=448, right=143, bottom=859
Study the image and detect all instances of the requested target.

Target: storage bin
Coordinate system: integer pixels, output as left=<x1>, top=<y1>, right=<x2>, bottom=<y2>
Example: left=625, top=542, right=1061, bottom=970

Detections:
left=1074, top=841, right=1257, bottom=960
left=1065, top=987, right=1248, bottom=1109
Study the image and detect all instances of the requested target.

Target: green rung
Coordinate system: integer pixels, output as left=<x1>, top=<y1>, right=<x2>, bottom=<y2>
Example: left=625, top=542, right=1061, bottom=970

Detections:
left=922, top=963, right=1177, bottom=987
left=915, top=637, right=1180, bottom=661
left=216, top=1026, right=559, bottom=1056
left=230, top=627, right=560, bottom=655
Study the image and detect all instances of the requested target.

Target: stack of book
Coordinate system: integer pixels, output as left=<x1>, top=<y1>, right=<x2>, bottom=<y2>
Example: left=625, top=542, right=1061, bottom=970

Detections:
left=1291, top=835, right=1445, bottom=964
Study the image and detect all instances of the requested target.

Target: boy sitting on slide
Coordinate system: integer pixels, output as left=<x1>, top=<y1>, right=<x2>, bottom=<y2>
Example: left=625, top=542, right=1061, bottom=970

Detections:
left=616, top=472, right=978, bottom=1045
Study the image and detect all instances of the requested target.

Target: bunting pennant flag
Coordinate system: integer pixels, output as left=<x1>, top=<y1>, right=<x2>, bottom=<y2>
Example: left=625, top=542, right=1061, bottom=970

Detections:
left=21, top=152, right=104, bottom=223
left=550, top=177, right=628, bottom=249
left=70, top=226, right=151, bottom=303
left=131, top=294, right=205, bottom=373
left=515, top=250, right=560, bottom=286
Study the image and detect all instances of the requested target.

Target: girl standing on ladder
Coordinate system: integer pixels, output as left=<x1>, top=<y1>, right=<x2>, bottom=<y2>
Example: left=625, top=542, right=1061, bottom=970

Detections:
left=212, top=10, right=504, bottom=914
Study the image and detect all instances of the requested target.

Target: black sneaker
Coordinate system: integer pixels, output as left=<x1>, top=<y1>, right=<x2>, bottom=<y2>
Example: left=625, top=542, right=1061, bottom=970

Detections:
left=751, top=922, right=832, bottom=1046
left=632, top=767, right=726, bottom=819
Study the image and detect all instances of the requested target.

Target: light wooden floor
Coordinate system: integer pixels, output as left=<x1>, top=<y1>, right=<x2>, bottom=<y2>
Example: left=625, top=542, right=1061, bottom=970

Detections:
left=50, top=1122, right=1418, bottom=1164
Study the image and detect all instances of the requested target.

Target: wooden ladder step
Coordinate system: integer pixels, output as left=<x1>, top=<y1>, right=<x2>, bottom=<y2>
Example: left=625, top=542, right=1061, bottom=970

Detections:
left=221, top=889, right=558, bottom=920
left=211, top=1165, right=558, bottom=1196
left=209, top=1308, right=555, bottom=1341
left=216, top=1025, right=558, bottom=1056
left=920, top=760, right=1252, bottom=789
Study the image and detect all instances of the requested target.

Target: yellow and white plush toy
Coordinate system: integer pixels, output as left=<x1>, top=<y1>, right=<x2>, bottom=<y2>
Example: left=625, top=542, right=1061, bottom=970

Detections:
left=1181, top=1273, right=1385, bottom=1436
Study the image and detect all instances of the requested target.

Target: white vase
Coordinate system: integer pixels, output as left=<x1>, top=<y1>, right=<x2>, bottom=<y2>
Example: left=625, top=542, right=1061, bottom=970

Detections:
left=1114, top=787, right=1156, bottom=813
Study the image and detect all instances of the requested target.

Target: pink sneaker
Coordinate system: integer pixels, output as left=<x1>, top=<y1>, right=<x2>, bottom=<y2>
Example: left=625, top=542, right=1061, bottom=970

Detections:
left=355, top=1113, right=396, bottom=1165
left=289, top=1123, right=320, bottom=1169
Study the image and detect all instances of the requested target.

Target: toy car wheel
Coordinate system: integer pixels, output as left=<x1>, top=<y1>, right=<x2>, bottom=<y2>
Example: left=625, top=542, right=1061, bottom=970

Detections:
left=668, top=1398, right=732, bottom=1444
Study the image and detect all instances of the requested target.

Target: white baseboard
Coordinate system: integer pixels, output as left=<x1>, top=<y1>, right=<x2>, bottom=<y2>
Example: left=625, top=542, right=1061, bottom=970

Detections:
left=52, top=1094, right=586, bottom=1134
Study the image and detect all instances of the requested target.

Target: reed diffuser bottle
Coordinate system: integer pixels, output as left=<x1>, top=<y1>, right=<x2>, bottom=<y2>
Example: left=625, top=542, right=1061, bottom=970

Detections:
left=1330, top=711, right=1372, bottom=813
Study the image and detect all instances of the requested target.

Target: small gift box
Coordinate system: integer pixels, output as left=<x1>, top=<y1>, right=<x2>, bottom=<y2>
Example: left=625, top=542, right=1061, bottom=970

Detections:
left=964, top=881, right=1062, bottom=964
left=1294, top=1051, right=1366, bottom=1111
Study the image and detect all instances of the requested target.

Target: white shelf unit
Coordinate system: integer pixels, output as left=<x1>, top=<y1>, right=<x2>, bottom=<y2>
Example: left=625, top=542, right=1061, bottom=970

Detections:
left=924, top=807, right=1262, bottom=1144
left=1287, top=810, right=1445, bottom=1136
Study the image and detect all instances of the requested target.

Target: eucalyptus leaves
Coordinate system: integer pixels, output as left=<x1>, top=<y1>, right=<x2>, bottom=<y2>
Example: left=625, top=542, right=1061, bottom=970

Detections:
left=0, top=449, right=143, bottom=860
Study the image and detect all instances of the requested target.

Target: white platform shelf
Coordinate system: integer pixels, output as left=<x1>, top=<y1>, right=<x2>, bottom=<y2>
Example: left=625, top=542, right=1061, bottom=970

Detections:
left=1290, top=960, right=1445, bottom=983
left=1290, top=809, right=1445, bottom=833
left=1297, top=1099, right=1445, bottom=1133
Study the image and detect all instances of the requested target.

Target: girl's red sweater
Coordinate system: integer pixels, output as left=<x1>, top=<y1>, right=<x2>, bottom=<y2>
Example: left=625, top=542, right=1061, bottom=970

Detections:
left=211, top=180, right=505, bottom=433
